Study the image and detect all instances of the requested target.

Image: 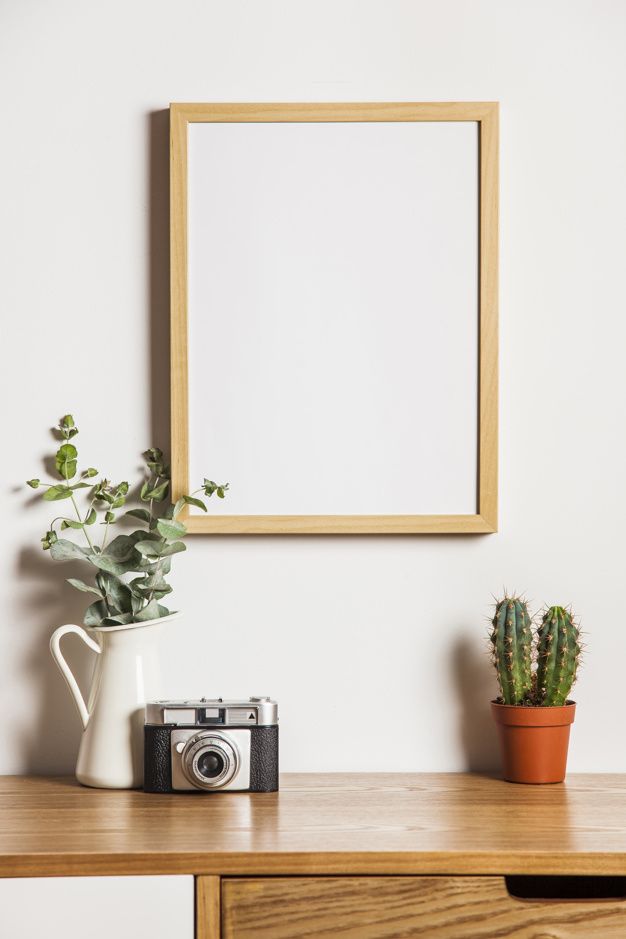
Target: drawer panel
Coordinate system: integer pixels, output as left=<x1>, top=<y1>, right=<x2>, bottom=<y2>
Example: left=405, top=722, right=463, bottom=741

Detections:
left=0, top=875, right=194, bottom=939
left=221, top=875, right=626, bottom=938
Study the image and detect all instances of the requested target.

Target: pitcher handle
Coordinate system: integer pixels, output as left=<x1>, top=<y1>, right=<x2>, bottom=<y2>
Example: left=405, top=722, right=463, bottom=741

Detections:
left=50, top=625, right=102, bottom=729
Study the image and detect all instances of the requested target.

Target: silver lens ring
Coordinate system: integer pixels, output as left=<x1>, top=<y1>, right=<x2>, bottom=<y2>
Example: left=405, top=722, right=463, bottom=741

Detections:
left=181, top=732, right=240, bottom=790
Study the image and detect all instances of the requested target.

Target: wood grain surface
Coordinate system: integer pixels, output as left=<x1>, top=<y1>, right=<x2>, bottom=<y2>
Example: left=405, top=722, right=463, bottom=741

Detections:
left=221, top=875, right=626, bottom=939
left=0, top=774, right=625, bottom=877
left=196, top=875, right=220, bottom=939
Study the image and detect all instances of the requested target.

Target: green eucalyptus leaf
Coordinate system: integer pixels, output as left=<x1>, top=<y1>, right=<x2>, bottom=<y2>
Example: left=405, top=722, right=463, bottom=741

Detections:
left=161, top=541, right=186, bottom=558
left=131, top=583, right=172, bottom=600
left=135, top=555, right=172, bottom=575
left=55, top=443, right=78, bottom=480
left=174, top=495, right=206, bottom=516
left=125, top=508, right=151, bottom=524
left=131, top=585, right=152, bottom=598
left=67, top=578, right=103, bottom=598
left=156, top=517, right=187, bottom=540
left=130, top=528, right=161, bottom=543
left=83, top=467, right=99, bottom=478
left=102, top=613, right=134, bottom=626
left=104, top=511, right=115, bottom=523
left=144, top=480, right=169, bottom=502
left=134, top=540, right=165, bottom=559
left=146, top=586, right=172, bottom=601
left=49, top=538, right=89, bottom=561
left=96, top=572, right=134, bottom=613
left=143, top=447, right=163, bottom=465
left=41, top=530, right=58, bottom=550
left=123, top=530, right=161, bottom=560
left=43, top=485, right=73, bottom=501
left=71, top=482, right=92, bottom=490
left=135, top=600, right=165, bottom=622
left=130, top=570, right=161, bottom=588
left=26, top=478, right=40, bottom=489
left=184, top=494, right=207, bottom=511
left=104, top=534, right=139, bottom=561
left=85, top=508, right=97, bottom=525
left=61, top=518, right=83, bottom=530
left=92, top=482, right=109, bottom=502
left=134, top=537, right=185, bottom=560
left=84, top=600, right=108, bottom=627
left=128, top=576, right=148, bottom=595
left=89, top=554, right=128, bottom=576
left=59, top=416, right=78, bottom=440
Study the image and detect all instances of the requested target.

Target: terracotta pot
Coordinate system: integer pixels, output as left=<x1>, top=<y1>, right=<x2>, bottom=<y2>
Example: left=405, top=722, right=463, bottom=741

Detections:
left=491, top=701, right=576, bottom=784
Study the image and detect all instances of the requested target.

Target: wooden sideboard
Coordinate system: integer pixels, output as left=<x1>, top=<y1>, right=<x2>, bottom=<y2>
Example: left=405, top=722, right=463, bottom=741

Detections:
left=2, top=773, right=626, bottom=938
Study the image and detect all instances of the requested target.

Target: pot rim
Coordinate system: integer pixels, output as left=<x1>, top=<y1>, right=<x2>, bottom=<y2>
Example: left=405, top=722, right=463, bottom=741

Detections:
left=491, top=699, right=576, bottom=728
left=490, top=699, right=576, bottom=709
left=86, top=610, right=182, bottom=633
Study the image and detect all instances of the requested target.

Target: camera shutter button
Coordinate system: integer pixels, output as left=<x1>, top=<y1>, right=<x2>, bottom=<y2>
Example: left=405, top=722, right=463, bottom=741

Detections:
left=249, top=696, right=270, bottom=702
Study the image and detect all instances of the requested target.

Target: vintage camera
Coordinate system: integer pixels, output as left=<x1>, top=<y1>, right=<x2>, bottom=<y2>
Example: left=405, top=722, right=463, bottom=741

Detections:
left=143, top=697, right=278, bottom=793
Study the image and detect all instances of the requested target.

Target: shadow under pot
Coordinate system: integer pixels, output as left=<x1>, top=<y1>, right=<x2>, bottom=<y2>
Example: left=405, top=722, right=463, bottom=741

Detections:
left=491, top=701, right=576, bottom=784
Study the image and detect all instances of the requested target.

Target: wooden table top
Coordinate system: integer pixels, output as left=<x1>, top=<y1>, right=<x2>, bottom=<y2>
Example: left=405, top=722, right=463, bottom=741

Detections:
left=1, top=773, right=625, bottom=877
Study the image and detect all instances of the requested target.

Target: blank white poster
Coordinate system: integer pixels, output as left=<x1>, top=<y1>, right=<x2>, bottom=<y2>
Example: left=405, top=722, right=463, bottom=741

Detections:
left=187, top=121, right=478, bottom=515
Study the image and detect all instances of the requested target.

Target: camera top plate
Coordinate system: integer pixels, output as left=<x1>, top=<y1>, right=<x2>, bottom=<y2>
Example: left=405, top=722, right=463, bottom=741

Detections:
left=145, top=697, right=278, bottom=727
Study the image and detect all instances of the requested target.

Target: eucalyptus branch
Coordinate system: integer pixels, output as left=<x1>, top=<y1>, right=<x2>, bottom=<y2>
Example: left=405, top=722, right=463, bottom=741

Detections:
left=26, top=415, right=229, bottom=628
left=145, top=556, right=164, bottom=609
left=69, top=491, right=95, bottom=551
left=101, top=515, right=112, bottom=552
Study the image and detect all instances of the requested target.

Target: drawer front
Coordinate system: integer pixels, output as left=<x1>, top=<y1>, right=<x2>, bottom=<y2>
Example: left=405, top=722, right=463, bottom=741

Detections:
left=0, top=875, right=194, bottom=939
left=220, top=876, right=626, bottom=939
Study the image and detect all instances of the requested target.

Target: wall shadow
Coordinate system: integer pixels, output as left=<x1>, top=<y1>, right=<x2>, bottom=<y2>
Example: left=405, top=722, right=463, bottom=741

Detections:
left=452, top=634, right=500, bottom=772
left=12, top=114, right=172, bottom=775
left=148, top=109, right=171, bottom=451
left=15, top=547, right=95, bottom=773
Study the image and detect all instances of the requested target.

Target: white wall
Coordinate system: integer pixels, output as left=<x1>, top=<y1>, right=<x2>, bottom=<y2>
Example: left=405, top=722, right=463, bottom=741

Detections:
left=1, top=0, right=625, bottom=776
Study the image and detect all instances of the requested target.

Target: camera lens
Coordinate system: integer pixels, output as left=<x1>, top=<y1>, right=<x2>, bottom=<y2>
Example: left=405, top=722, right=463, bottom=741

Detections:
left=181, top=732, right=240, bottom=790
left=197, top=750, right=225, bottom=779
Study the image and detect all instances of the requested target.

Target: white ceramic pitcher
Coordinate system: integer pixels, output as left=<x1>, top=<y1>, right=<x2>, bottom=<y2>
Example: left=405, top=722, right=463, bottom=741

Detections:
left=49, top=612, right=180, bottom=788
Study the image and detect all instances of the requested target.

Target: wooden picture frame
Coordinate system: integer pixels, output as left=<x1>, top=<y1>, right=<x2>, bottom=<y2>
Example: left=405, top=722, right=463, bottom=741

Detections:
left=170, top=102, right=498, bottom=534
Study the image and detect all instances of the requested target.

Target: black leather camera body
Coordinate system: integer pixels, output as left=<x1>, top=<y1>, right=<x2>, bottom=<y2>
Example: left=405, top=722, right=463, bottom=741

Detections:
left=143, top=697, right=278, bottom=793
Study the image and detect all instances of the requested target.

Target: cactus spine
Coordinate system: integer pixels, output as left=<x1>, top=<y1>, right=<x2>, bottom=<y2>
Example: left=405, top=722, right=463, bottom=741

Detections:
left=490, top=596, right=533, bottom=705
left=536, top=606, right=581, bottom=706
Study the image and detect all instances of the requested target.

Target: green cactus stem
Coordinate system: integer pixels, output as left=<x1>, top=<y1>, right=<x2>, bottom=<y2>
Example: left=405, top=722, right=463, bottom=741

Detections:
left=490, top=596, right=533, bottom=705
left=536, top=606, right=581, bottom=706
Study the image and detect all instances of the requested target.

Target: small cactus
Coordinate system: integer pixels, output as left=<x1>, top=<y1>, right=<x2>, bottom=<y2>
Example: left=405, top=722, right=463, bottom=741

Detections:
left=489, top=596, right=582, bottom=706
left=536, top=606, right=581, bottom=706
left=490, top=596, right=533, bottom=705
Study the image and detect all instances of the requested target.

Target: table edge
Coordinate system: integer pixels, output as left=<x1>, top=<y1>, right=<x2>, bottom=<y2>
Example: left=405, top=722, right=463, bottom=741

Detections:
left=1, top=851, right=626, bottom=878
